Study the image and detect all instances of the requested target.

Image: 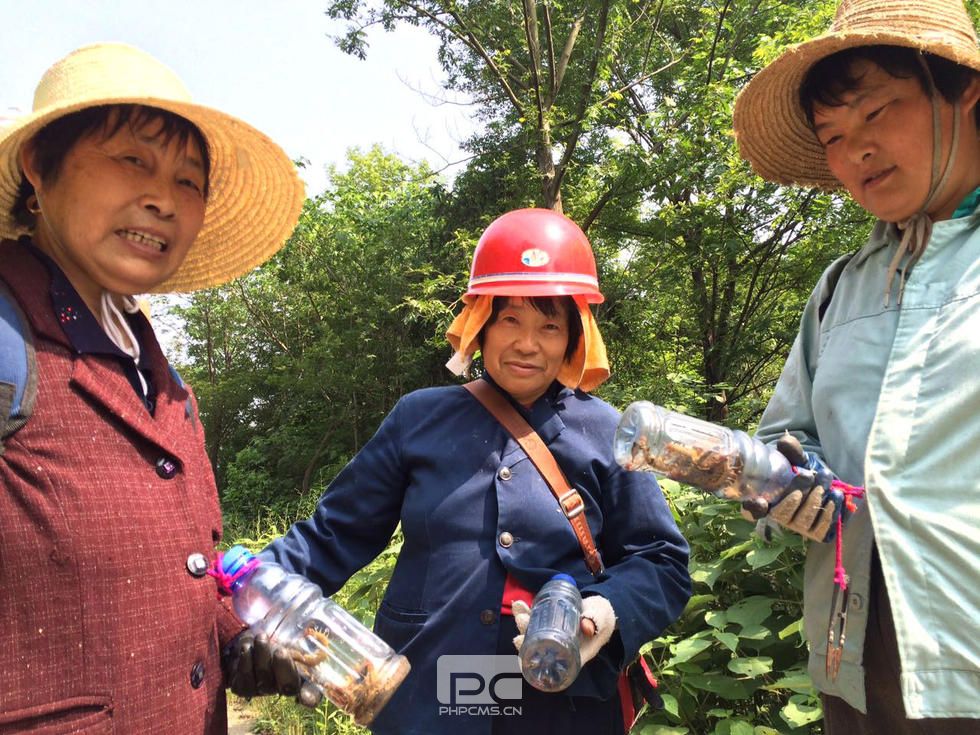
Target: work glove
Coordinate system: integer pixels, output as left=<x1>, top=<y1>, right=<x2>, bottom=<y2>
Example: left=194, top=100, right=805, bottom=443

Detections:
left=223, top=630, right=323, bottom=708
left=740, top=433, right=845, bottom=543
left=512, top=595, right=617, bottom=667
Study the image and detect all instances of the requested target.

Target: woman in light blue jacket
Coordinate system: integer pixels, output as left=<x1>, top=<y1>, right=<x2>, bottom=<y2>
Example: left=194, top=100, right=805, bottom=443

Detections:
left=732, top=0, right=980, bottom=733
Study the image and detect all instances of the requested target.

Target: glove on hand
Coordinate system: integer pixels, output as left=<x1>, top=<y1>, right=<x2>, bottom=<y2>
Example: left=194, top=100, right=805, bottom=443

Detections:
left=741, top=433, right=845, bottom=543
left=512, top=599, right=532, bottom=652
left=578, top=595, right=617, bottom=666
left=511, top=595, right=617, bottom=667
left=223, top=630, right=323, bottom=708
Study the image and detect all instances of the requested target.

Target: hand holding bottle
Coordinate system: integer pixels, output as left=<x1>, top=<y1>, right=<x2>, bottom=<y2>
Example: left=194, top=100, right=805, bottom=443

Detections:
left=741, top=434, right=847, bottom=542
left=223, top=630, right=323, bottom=707
left=210, top=546, right=410, bottom=725
left=512, top=575, right=617, bottom=692
left=512, top=595, right=616, bottom=662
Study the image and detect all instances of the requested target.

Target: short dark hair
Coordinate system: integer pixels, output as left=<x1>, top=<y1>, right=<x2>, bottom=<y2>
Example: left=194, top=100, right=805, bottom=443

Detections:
left=12, top=104, right=211, bottom=229
left=800, top=46, right=980, bottom=130
left=481, top=295, right=582, bottom=363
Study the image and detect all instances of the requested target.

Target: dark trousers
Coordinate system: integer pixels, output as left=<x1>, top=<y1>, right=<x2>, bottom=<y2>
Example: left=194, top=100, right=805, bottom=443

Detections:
left=822, top=548, right=977, bottom=735
left=490, top=613, right=625, bottom=735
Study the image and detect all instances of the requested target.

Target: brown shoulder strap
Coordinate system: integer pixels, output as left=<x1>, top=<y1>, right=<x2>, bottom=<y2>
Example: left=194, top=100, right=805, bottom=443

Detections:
left=463, top=380, right=604, bottom=576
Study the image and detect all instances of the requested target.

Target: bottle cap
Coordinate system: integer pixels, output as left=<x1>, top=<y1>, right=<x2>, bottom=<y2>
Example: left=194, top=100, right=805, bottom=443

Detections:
left=208, top=546, right=261, bottom=596
left=220, top=545, right=255, bottom=576
left=551, top=573, right=576, bottom=586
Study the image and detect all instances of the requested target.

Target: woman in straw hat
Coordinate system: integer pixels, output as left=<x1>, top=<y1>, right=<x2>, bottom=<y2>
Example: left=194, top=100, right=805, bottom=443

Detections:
left=226, top=208, right=691, bottom=734
left=0, top=43, right=303, bottom=732
left=733, top=0, right=980, bottom=731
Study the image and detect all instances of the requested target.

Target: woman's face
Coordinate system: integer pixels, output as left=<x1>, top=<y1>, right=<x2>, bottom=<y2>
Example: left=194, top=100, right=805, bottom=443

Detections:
left=21, top=112, right=207, bottom=312
left=481, top=297, right=570, bottom=406
left=813, top=59, right=980, bottom=222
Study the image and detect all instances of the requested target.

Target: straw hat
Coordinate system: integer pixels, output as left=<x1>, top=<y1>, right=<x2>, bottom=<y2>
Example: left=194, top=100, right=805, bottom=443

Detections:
left=0, top=43, right=305, bottom=292
left=733, top=0, right=980, bottom=189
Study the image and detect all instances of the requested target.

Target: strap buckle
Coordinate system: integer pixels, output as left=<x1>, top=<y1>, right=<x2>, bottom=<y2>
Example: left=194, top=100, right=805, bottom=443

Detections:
left=559, top=489, right=585, bottom=519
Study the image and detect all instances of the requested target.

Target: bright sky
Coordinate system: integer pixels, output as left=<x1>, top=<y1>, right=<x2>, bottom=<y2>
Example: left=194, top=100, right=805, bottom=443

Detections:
left=1, top=0, right=475, bottom=196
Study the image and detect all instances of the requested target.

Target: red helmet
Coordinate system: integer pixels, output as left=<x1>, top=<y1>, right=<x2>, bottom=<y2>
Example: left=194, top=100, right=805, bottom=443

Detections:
left=465, top=208, right=604, bottom=304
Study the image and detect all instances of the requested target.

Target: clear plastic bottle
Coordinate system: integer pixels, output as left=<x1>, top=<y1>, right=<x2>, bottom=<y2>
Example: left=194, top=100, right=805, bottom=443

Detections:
left=218, top=546, right=410, bottom=726
left=519, top=573, right=583, bottom=692
left=613, top=401, right=796, bottom=502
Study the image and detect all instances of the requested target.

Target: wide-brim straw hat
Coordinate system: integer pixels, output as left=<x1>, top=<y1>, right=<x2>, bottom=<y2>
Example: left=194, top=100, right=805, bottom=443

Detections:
left=733, top=0, right=980, bottom=189
left=0, top=42, right=305, bottom=292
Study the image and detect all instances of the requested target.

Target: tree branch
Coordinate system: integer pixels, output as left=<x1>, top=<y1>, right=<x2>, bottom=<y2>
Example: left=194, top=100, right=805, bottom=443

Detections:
left=553, top=0, right=611, bottom=189
left=542, top=2, right=557, bottom=104
left=553, top=13, right=584, bottom=96
left=394, top=0, right=525, bottom=110
left=522, top=0, right=545, bottom=125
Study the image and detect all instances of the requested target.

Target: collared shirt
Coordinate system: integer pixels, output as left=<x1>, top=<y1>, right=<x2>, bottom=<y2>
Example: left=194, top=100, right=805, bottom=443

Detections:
left=22, top=237, right=157, bottom=413
left=757, top=195, right=980, bottom=718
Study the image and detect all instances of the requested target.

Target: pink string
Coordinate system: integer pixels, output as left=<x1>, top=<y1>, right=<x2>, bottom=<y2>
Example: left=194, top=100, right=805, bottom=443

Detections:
left=207, top=551, right=260, bottom=597
left=830, top=479, right=864, bottom=588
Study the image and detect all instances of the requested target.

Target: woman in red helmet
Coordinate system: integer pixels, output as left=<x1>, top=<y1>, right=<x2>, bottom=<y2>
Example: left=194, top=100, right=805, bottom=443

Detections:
left=226, top=209, right=692, bottom=734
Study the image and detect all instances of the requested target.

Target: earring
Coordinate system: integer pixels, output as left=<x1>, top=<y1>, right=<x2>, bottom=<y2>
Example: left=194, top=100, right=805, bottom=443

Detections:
left=26, top=193, right=41, bottom=215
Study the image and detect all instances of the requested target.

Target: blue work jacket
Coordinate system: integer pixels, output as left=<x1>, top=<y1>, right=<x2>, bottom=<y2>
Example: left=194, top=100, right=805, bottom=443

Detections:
left=262, top=376, right=691, bottom=734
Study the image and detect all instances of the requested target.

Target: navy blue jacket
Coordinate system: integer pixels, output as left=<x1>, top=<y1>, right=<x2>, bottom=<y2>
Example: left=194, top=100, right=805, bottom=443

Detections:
left=263, top=377, right=691, bottom=734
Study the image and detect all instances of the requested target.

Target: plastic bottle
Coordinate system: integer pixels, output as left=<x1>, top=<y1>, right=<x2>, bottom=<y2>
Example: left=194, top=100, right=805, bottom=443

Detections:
left=613, top=401, right=797, bottom=502
left=519, top=573, right=583, bottom=692
left=216, top=546, right=410, bottom=726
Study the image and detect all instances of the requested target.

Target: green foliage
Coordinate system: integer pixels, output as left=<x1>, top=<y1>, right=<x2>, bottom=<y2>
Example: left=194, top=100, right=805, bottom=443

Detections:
left=176, top=146, right=468, bottom=527
left=634, top=481, right=821, bottom=734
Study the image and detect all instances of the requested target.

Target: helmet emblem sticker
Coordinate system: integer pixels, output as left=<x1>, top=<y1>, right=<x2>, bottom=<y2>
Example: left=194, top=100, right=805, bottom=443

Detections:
left=521, top=248, right=550, bottom=267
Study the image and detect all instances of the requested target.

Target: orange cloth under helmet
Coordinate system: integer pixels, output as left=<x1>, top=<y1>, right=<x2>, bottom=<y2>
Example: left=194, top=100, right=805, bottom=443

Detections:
left=445, top=294, right=610, bottom=393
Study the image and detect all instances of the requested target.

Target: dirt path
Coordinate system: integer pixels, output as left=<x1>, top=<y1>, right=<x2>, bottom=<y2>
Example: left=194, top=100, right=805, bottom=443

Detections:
left=227, top=697, right=258, bottom=735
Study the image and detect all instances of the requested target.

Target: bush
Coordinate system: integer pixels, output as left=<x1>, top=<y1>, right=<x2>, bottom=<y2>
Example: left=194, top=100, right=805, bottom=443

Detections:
left=632, top=480, right=822, bottom=734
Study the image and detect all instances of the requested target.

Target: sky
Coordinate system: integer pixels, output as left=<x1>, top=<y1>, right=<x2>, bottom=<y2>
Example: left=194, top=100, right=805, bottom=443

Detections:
left=1, top=0, right=476, bottom=196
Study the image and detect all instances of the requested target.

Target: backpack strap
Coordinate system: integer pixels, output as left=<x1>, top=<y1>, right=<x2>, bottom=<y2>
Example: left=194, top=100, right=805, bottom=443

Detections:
left=463, top=379, right=604, bottom=577
left=0, top=282, right=38, bottom=454
left=818, top=253, right=854, bottom=323
left=167, top=363, right=194, bottom=422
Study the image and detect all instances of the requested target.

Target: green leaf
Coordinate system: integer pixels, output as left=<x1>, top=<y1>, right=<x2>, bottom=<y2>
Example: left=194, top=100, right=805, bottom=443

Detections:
left=669, top=638, right=713, bottom=664
left=704, top=610, right=728, bottom=629
left=713, top=631, right=739, bottom=652
left=746, top=544, right=783, bottom=569
left=737, top=624, right=772, bottom=641
left=636, top=726, right=689, bottom=735
left=780, top=695, right=824, bottom=727
left=726, top=596, right=773, bottom=627
left=763, top=670, right=814, bottom=694
left=720, top=539, right=754, bottom=559
left=690, top=559, right=725, bottom=589
left=727, top=656, right=774, bottom=677
left=713, top=721, right=754, bottom=735
left=683, top=594, right=716, bottom=615
left=778, top=618, right=804, bottom=640
left=660, top=693, right=680, bottom=719
left=683, top=673, right=755, bottom=700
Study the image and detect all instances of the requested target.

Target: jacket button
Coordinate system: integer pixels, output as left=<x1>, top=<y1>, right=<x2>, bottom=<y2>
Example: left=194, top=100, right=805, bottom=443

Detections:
left=190, top=661, right=205, bottom=688
left=499, top=532, right=514, bottom=548
left=186, top=553, right=209, bottom=577
left=849, top=593, right=864, bottom=612
left=155, top=456, right=180, bottom=479
left=480, top=609, right=496, bottom=625
left=498, top=466, right=512, bottom=481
